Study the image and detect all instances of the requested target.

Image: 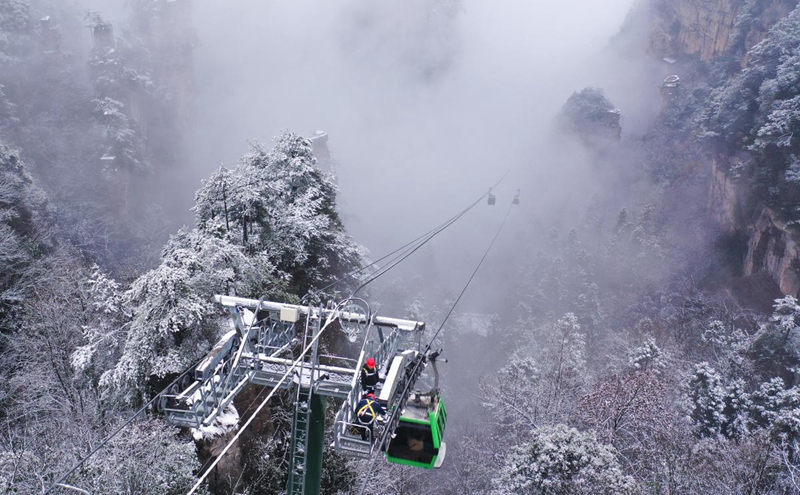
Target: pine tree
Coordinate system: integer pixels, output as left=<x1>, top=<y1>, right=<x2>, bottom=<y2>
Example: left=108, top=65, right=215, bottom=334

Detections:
left=100, top=229, right=265, bottom=405
left=193, top=132, right=363, bottom=296
left=688, top=362, right=726, bottom=437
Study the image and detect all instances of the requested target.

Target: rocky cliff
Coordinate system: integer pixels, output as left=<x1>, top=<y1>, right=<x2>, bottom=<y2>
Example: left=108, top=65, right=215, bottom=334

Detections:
left=707, top=154, right=746, bottom=233
left=648, top=0, right=797, bottom=62
left=645, top=0, right=800, bottom=301
left=649, top=0, right=744, bottom=61
left=708, top=154, right=800, bottom=301
left=744, top=208, right=800, bottom=297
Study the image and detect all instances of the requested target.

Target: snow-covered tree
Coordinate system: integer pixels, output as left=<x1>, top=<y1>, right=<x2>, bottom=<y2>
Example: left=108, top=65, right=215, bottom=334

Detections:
left=480, top=356, right=543, bottom=434
left=93, top=96, right=149, bottom=179
left=547, top=313, right=587, bottom=400
left=490, top=424, right=637, bottom=494
left=77, top=420, right=199, bottom=495
left=627, top=336, right=665, bottom=373
left=0, top=145, right=52, bottom=332
left=481, top=313, right=588, bottom=437
left=688, top=362, right=727, bottom=437
left=688, top=431, right=783, bottom=494
left=750, top=296, right=800, bottom=386
left=102, top=132, right=364, bottom=404
left=194, top=165, right=237, bottom=233
left=771, top=295, right=800, bottom=336
left=193, top=132, right=363, bottom=296
left=0, top=0, right=31, bottom=69
left=721, top=379, right=752, bottom=441
left=749, top=8, right=800, bottom=151
left=100, top=228, right=278, bottom=405
left=751, top=378, right=800, bottom=445
left=699, top=6, right=800, bottom=219
left=70, top=264, right=126, bottom=386
left=687, top=362, right=752, bottom=441
left=578, top=371, right=667, bottom=443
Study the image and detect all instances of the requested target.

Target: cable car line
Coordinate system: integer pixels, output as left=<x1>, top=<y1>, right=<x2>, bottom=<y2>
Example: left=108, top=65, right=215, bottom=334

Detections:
left=350, top=171, right=511, bottom=297
left=350, top=206, right=471, bottom=297
left=192, top=179, right=508, bottom=489
left=350, top=200, right=478, bottom=295
left=308, top=170, right=510, bottom=299
left=310, top=201, right=475, bottom=298
left=357, top=199, right=515, bottom=495
left=429, top=200, right=514, bottom=345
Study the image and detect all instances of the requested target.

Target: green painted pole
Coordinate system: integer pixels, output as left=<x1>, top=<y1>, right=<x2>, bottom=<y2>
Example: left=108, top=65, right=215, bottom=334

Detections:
left=304, top=394, right=327, bottom=495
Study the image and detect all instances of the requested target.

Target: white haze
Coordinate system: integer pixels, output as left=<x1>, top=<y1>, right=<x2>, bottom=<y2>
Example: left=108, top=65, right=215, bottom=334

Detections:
left=188, top=0, right=645, bottom=262
left=74, top=0, right=660, bottom=279
left=71, top=0, right=666, bottom=330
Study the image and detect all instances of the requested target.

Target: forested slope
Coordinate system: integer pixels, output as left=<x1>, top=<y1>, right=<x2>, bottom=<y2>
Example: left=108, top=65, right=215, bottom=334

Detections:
left=4, top=0, right=800, bottom=494
left=0, top=1, right=362, bottom=493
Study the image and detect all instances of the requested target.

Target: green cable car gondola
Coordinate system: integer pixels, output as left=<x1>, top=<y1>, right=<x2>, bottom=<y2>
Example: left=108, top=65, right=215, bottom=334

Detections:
left=385, top=391, right=447, bottom=469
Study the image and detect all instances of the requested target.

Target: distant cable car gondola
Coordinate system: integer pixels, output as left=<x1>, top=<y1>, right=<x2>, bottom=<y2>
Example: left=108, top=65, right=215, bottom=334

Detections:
left=512, top=189, right=520, bottom=205
left=385, top=391, right=447, bottom=469
left=487, top=193, right=496, bottom=205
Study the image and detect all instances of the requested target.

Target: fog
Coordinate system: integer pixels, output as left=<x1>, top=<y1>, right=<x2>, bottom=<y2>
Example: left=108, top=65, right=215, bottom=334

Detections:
left=68, top=0, right=665, bottom=267
left=187, top=0, right=646, bottom=260
left=73, top=0, right=656, bottom=273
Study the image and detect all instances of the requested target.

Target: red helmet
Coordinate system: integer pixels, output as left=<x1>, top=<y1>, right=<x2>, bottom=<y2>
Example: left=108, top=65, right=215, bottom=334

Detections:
left=366, top=393, right=376, bottom=400
left=366, top=358, right=376, bottom=368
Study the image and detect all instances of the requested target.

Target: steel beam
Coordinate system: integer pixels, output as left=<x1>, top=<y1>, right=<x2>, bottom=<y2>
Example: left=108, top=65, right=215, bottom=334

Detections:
left=214, top=295, right=425, bottom=331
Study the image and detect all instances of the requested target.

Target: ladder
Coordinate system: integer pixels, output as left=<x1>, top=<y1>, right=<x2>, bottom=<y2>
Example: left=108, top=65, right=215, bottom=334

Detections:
left=287, top=309, right=321, bottom=495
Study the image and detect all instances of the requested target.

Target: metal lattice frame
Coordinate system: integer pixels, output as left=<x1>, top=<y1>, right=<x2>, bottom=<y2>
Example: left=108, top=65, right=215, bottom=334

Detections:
left=163, top=295, right=426, bottom=495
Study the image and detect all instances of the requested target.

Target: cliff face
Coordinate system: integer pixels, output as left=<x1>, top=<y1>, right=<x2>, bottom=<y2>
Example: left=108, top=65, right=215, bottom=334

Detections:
left=706, top=138, right=800, bottom=304
left=645, top=0, right=800, bottom=300
left=709, top=155, right=800, bottom=300
left=650, top=0, right=744, bottom=61
left=744, top=208, right=800, bottom=297
left=707, top=155, right=746, bottom=233
left=648, top=0, right=797, bottom=62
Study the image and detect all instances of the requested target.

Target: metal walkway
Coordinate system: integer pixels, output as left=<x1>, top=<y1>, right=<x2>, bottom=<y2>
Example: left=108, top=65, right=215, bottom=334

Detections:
left=162, top=295, right=427, bottom=494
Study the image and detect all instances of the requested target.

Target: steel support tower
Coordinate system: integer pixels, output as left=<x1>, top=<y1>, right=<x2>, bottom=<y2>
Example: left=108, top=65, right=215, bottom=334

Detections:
left=162, top=295, right=425, bottom=495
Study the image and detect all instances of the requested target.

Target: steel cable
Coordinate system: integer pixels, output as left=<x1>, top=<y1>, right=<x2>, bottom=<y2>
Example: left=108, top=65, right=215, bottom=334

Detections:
left=356, top=199, right=515, bottom=495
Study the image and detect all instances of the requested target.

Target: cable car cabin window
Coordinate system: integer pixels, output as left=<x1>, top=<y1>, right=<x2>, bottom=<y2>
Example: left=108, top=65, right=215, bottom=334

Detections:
left=437, top=403, right=446, bottom=437
left=387, top=421, right=437, bottom=465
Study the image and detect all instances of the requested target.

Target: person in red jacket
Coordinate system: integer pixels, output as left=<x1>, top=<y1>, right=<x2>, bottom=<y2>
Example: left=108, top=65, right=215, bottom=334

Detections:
left=360, top=357, right=379, bottom=393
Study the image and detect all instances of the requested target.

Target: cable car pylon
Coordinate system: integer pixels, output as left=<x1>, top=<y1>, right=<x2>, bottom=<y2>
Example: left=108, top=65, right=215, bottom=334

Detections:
left=164, top=295, right=431, bottom=495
